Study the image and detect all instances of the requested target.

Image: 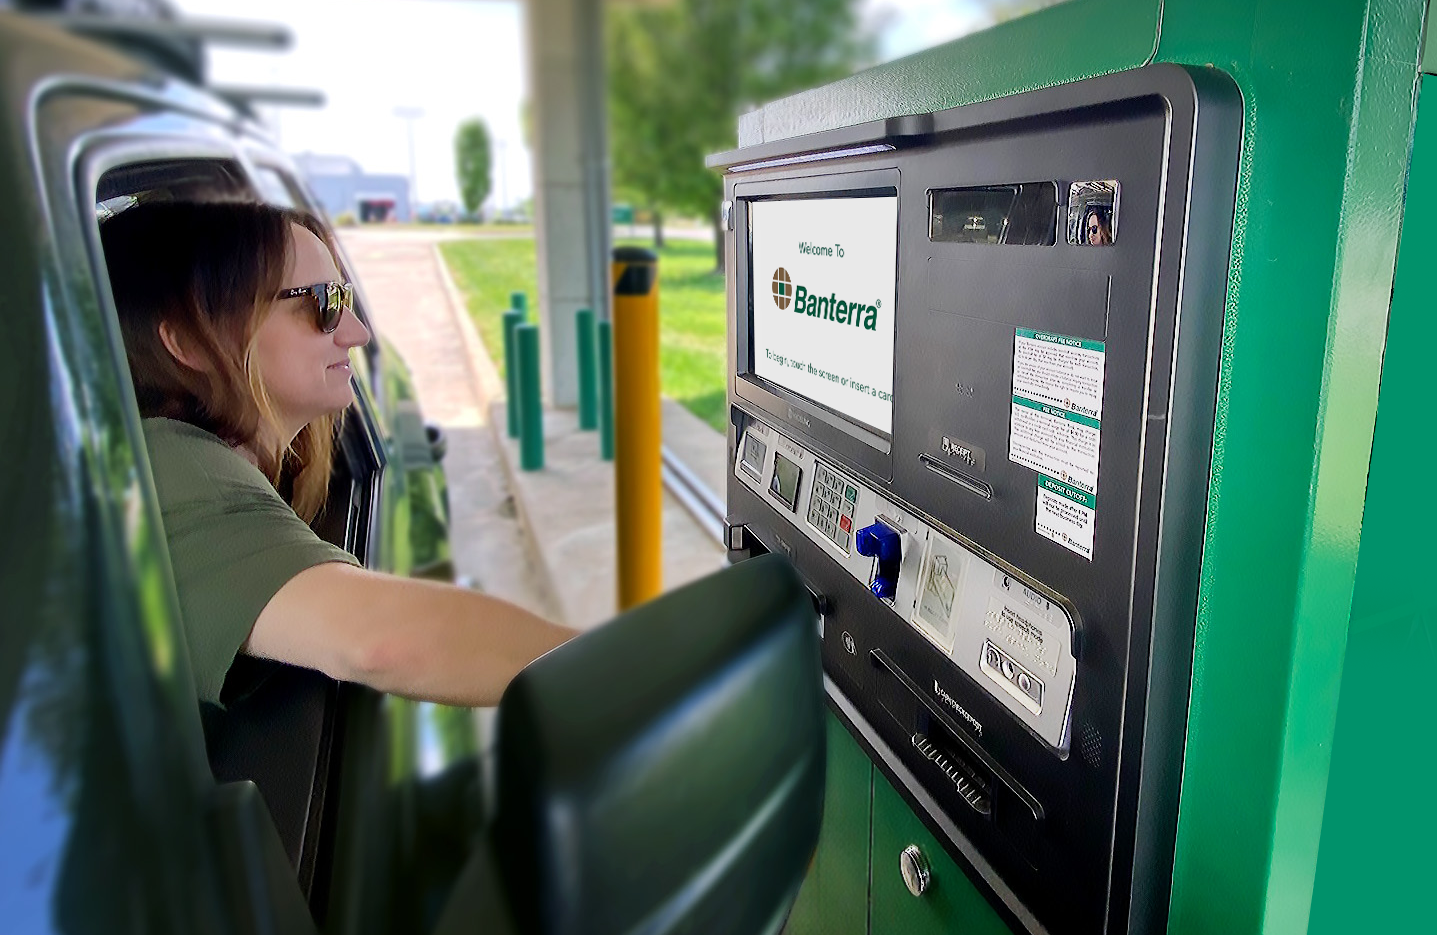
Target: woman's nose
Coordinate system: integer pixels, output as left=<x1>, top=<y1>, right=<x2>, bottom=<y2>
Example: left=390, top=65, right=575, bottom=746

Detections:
left=335, top=305, right=372, bottom=349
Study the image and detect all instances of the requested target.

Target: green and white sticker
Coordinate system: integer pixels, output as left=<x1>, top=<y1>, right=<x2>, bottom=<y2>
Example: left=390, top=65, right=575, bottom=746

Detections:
left=1009, top=329, right=1106, bottom=559
left=1035, top=474, right=1096, bottom=560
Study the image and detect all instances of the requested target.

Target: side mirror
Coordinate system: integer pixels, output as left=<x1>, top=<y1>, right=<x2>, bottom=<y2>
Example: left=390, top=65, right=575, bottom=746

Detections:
left=491, top=553, right=825, bottom=935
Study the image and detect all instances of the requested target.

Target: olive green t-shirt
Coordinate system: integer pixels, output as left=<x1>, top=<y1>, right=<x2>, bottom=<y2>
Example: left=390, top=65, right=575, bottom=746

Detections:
left=142, top=417, right=358, bottom=704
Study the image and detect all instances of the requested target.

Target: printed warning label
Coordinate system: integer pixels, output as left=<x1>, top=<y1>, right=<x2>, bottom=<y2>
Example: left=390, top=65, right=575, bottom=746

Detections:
left=1012, top=329, right=1106, bottom=420
left=1009, top=329, right=1105, bottom=558
left=1009, top=397, right=1101, bottom=493
left=1035, top=474, right=1096, bottom=560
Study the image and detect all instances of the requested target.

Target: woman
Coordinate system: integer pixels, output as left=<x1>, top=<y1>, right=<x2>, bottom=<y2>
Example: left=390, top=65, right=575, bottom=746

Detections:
left=102, top=200, right=577, bottom=708
left=1083, top=205, right=1113, bottom=245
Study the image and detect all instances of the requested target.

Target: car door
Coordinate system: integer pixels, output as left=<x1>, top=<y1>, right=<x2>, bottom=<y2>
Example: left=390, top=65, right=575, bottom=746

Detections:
left=0, top=15, right=479, bottom=934
left=1, top=16, right=272, bottom=935
left=84, top=153, right=480, bottom=935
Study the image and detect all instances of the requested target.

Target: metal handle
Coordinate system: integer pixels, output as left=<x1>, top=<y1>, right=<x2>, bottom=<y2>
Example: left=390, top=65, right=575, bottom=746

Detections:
left=899, top=844, right=931, bottom=897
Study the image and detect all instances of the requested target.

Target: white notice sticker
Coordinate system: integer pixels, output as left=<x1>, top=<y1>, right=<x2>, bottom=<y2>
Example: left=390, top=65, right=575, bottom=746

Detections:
left=1035, top=474, right=1096, bottom=560
left=1010, top=329, right=1105, bottom=558
left=1012, top=329, right=1106, bottom=421
left=1009, top=401, right=1101, bottom=493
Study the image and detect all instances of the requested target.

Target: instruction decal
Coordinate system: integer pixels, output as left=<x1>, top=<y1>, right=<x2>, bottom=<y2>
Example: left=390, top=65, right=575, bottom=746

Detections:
left=913, top=535, right=967, bottom=651
left=1035, top=474, right=1096, bottom=560
left=1009, top=329, right=1105, bottom=559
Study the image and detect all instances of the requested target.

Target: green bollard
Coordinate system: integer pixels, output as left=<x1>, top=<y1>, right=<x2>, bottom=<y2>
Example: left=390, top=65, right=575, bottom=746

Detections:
left=576, top=308, right=598, bottom=431
left=516, top=323, right=544, bottom=471
left=597, top=319, right=614, bottom=461
left=510, top=290, right=528, bottom=314
left=502, top=309, right=526, bottom=438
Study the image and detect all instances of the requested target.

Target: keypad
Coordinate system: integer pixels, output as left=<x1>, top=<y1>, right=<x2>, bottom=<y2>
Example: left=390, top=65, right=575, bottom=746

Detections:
left=807, top=463, right=859, bottom=551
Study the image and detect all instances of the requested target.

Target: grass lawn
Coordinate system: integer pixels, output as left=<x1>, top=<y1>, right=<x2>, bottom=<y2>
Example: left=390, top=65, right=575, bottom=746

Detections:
left=366, top=222, right=535, bottom=236
left=438, top=236, right=729, bottom=432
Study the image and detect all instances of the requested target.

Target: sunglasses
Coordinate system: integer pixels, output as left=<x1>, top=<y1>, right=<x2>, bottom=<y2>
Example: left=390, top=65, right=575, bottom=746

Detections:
left=276, top=281, right=354, bottom=333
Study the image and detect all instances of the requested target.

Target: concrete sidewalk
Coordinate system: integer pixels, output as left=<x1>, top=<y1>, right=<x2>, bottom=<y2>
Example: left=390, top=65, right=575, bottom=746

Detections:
left=340, top=228, right=727, bottom=631
left=340, top=230, right=557, bottom=621
left=485, top=400, right=728, bottom=631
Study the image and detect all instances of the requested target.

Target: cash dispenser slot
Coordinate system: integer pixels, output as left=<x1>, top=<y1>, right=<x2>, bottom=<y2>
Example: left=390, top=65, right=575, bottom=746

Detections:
left=871, top=649, right=1045, bottom=867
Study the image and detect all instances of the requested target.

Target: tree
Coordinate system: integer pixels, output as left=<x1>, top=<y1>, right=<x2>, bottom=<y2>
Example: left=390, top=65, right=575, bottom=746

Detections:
left=607, top=0, right=871, bottom=268
left=607, top=3, right=688, bottom=248
left=454, top=117, right=493, bottom=218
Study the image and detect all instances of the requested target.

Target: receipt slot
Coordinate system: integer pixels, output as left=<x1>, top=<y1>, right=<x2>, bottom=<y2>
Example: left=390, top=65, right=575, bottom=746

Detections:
left=713, top=66, right=1239, bottom=935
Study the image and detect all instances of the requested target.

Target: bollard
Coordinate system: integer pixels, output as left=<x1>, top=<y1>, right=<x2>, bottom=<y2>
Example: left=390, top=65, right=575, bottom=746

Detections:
left=502, top=309, right=526, bottom=438
left=597, top=320, right=615, bottom=462
left=516, top=323, right=544, bottom=470
left=576, top=308, right=598, bottom=431
left=611, top=246, right=661, bottom=609
left=510, top=290, right=527, bottom=314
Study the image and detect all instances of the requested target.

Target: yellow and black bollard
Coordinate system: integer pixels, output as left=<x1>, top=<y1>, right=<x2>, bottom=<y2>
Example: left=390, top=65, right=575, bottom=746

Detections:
left=611, top=246, right=661, bottom=610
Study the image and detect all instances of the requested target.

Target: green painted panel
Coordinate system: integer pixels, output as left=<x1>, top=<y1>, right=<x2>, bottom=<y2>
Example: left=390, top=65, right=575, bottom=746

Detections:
left=1425, top=3, right=1437, bottom=74
left=1155, top=2, right=1427, bottom=932
left=1307, top=74, right=1437, bottom=935
left=869, top=771, right=1013, bottom=935
left=785, top=713, right=873, bottom=935
left=743, top=0, right=1160, bottom=142
left=742, top=0, right=1428, bottom=931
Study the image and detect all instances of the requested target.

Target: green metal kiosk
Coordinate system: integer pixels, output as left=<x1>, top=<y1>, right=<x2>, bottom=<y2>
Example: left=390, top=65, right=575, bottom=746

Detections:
left=714, top=1, right=1437, bottom=932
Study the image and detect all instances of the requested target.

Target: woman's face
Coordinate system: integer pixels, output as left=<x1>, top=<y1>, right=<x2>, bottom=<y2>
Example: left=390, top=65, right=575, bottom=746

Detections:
left=1085, top=209, right=1111, bottom=246
left=253, top=224, right=371, bottom=434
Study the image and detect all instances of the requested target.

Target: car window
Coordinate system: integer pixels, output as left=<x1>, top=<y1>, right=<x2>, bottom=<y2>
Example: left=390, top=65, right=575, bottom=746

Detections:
left=95, top=158, right=253, bottom=216
left=251, top=164, right=300, bottom=209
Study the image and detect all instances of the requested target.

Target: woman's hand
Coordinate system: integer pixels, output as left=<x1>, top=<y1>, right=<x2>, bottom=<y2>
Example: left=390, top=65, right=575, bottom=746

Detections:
left=245, top=563, right=579, bottom=706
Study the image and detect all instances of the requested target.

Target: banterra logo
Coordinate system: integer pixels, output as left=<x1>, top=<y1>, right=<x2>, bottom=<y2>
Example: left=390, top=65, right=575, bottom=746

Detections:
left=770, top=267, right=880, bottom=331
left=771, top=267, right=793, bottom=309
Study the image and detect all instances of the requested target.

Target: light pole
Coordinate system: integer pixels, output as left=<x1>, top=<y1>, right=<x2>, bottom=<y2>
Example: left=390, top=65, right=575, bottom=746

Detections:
left=393, top=105, right=423, bottom=220
left=497, top=138, right=509, bottom=218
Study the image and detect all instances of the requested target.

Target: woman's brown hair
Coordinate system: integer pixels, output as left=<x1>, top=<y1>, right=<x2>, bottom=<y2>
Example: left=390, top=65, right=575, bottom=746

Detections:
left=101, top=200, right=344, bottom=522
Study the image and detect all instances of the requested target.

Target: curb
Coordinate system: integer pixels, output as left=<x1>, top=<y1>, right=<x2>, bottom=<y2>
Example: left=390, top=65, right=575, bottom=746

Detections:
left=432, top=243, right=505, bottom=402
left=431, top=243, right=569, bottom=624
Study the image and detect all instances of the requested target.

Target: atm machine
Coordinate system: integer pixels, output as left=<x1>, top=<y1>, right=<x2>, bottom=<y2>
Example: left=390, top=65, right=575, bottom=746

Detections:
left=713, top=66, right=1240, bottom=935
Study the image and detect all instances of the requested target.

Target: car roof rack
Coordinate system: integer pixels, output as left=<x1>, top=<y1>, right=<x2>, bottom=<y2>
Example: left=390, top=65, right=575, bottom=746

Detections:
left=17, top=3, right=323, bottom=116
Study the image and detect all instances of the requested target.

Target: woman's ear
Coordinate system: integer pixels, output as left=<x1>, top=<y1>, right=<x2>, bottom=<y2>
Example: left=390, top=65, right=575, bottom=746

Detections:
left=158, top=320, right=206, bottom=371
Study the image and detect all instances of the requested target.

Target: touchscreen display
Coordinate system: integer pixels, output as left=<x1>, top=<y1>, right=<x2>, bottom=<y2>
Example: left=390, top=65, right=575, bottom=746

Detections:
left=751, top=195, right=898, bottom=435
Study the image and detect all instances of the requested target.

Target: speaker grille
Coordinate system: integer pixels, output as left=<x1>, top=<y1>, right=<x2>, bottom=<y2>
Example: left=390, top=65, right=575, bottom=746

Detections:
left=1080, top=720, right=1103, bottom=770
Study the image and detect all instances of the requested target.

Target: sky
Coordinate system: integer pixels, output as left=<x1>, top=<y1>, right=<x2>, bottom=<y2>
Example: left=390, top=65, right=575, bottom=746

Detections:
left=173, top=0, right=1045, bottom=210
left=176, top=0, right=533, bottom=210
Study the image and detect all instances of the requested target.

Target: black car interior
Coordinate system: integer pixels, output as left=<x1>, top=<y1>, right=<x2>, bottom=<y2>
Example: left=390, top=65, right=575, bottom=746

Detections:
left=93, top=156, right=826, bottom=933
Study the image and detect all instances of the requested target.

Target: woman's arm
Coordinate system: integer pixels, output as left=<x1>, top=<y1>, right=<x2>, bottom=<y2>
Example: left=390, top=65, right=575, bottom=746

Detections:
left=246, top=562, right=579, bottom=706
